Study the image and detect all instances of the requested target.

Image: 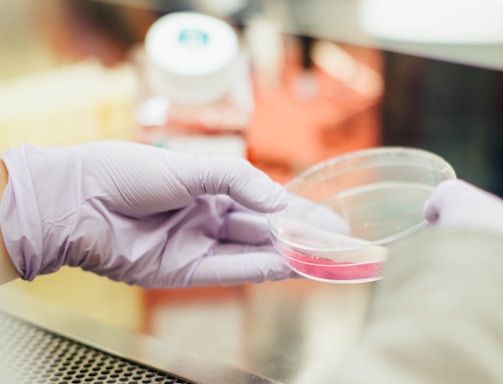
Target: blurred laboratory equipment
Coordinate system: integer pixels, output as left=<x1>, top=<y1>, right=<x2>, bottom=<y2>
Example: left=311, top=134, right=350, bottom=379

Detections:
left=359, top=0, right=503, bottom=44
left=133, top=11, right=253, bottom=158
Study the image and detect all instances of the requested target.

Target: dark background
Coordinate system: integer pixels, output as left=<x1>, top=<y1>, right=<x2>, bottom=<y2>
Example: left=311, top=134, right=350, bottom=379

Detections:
left=381, top=52, right=503, bottom=195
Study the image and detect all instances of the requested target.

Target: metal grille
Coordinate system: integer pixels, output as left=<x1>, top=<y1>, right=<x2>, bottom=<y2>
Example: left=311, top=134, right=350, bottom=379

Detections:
left=0, top=311, right=194, bottom=384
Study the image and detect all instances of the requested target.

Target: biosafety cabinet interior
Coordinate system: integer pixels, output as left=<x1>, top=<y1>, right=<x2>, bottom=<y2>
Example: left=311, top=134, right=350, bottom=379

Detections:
left=1, top=1, right=503, bottom=384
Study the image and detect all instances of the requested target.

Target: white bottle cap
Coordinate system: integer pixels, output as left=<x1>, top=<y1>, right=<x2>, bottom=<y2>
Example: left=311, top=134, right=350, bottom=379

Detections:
left=145, top=11, right=239, bottom=105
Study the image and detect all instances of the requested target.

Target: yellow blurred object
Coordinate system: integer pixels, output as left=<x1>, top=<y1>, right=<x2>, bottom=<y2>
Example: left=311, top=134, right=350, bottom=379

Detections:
left=4, top=268, right=144, bottom=332
left=0, top=60, right=144, bottom=332
left=0, top=60, right=139, bottom=151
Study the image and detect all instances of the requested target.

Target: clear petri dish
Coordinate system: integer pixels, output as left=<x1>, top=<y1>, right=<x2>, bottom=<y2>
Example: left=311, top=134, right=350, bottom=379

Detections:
left=268, top=147, right=456, bottom=283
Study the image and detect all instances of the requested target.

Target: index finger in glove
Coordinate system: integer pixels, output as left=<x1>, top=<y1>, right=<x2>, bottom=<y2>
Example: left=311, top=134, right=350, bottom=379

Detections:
left=81, top=142, right=287, bottom=215
left=181, top=154, right=288, bottom=213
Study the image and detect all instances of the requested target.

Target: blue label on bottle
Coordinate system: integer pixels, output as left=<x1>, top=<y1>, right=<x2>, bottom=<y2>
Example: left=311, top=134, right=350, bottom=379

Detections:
left=178, top=30, right=209, bottom=48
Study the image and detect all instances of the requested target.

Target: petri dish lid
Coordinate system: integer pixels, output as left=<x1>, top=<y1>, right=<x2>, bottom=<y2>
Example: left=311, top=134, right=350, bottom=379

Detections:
left=269, top=147, right=457, bottom=253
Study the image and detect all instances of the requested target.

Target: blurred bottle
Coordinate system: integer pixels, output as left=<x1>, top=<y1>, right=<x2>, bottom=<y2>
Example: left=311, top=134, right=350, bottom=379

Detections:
left=133, top=11, right=252, bottom=158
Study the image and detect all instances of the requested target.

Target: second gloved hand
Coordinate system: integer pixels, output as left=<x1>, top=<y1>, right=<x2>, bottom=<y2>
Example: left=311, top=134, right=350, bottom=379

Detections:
left=424, top=179, right=503, bottom=235
left=0, top=141, right=295, bottom=289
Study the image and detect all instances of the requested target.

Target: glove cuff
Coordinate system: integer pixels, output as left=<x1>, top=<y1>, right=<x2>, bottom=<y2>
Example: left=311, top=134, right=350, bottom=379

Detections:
left=0, top=147, right=45, bottom=280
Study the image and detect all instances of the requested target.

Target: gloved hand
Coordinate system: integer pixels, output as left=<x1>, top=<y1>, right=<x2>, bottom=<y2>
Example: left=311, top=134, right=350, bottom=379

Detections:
left=424, top=179, right=503, bottom=235
left=0, top=141, right=295, bottom=289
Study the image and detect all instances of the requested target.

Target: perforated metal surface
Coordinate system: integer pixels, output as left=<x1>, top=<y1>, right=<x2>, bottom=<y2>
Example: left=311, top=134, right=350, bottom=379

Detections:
left=0, top=311, right=194, bottom=384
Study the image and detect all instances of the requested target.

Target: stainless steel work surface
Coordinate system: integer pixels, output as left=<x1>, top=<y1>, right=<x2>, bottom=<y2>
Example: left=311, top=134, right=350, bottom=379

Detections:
left=0, top=279, right=372, bottom=384
left=145, top=280, right=373, bottom=383
left=0, top=310, right=194, bottom=384
left=0, top=289, right=284, bottom=384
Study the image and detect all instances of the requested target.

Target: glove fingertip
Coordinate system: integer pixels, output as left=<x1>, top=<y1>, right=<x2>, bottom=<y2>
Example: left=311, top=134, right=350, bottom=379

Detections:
left=423, top=201, right=439, bottom=224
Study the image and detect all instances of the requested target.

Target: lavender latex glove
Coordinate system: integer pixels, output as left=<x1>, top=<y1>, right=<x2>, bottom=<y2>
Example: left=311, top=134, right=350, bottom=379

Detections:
left=0, top=141, right=295, bottom=289
left=424, top=179, right=503, bottom=235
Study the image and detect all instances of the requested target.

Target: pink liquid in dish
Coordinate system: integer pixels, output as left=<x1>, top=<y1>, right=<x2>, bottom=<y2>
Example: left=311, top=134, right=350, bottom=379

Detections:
left=286, top=250, right=383, bottom=282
